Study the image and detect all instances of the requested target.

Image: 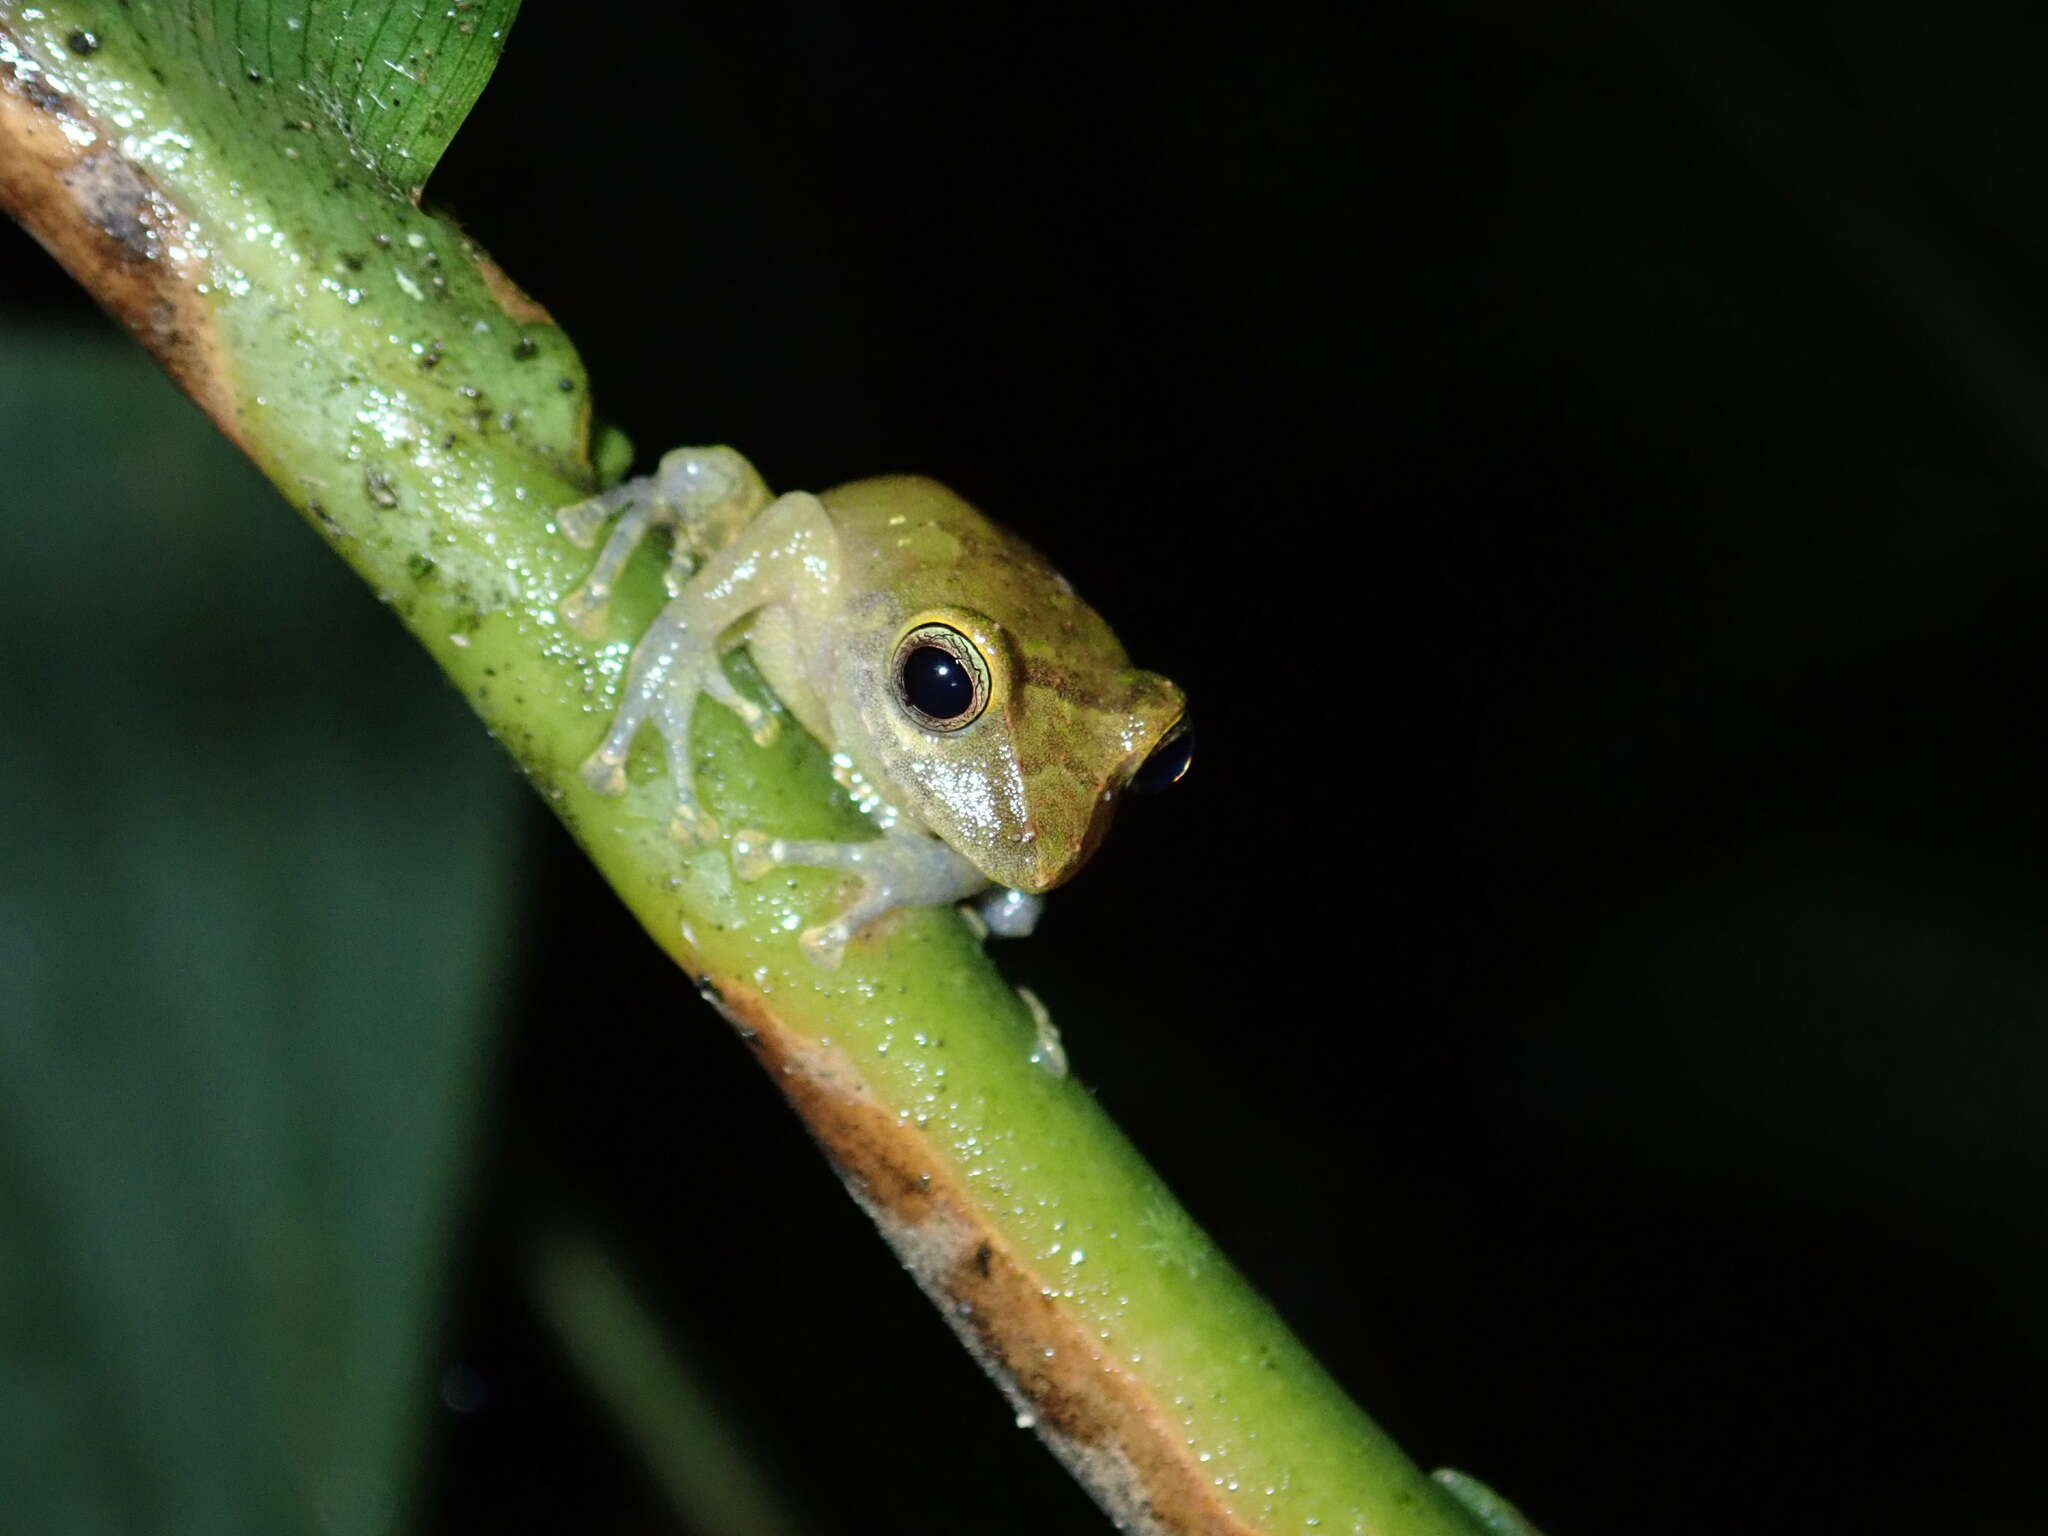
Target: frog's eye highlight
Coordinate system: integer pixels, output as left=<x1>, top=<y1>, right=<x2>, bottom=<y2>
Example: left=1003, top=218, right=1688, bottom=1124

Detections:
left=893, top=623, right=991, bottom=730
left=1129, top=719, right=1194, bottom=795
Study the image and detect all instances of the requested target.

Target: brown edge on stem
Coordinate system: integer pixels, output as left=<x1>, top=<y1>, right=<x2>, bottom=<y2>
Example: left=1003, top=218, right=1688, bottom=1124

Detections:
left=700, top=974, right=1265, bottom=1536
left=474, top=249, right=555, bottom=327
left=0, top=25, right=242, bottom=444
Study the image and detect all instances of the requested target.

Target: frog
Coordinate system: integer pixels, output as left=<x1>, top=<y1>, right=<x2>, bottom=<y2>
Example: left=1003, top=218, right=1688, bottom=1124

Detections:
left=557, top=445, right=1193, bottom=968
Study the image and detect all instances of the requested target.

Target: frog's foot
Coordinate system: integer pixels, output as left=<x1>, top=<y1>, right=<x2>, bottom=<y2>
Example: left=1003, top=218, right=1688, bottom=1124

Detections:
left=583, top=712, right=719, bottom=849
left=556, top=445, right=772, bottom=635
left=798, top=862, right=962, bottom=969
left=557, top=482, right=638, bottom=549
left=700, top=662, right=784, bottom=748
left=580, top=746, right=629, bottom=797
left=798, top=914, right=860, bottom=970
left=730, top=826, right=992, bottom=968
left=669, top=801, right=720, bottom=852
left=559, top=488, right=669, bottom=636
left=576, top=603, right=704, bottom=808
left=647, top=446, right=773, bottom=560
left=729, top=829, right=780, bottom=883
left=735, top=705, right=783, bottom=749
left=974, top=887, right=1043, bottom=939
left=651, top=685, right=724, bottom=849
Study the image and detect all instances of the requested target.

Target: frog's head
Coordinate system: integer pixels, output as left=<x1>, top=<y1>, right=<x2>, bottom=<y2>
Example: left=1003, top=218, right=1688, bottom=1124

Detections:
left=825, top=478, right=1190, bottom=894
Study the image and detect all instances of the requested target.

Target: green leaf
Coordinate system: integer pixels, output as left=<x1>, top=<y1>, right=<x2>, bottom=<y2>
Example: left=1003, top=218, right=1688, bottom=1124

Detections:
left=31, top=0, right=592, bottom=497
left=97, top=0, right=523, bottom=194
left=0, top=329, right=525, bottom=1536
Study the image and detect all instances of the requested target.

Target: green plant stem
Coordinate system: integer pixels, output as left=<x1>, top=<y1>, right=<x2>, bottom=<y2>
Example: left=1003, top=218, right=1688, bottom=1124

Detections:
left=0, top=6, right=1491, bottom=1531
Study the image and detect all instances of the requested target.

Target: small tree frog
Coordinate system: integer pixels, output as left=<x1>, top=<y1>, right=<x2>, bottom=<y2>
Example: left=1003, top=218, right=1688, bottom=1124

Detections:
left=559, top=446, right=1192, bottom=967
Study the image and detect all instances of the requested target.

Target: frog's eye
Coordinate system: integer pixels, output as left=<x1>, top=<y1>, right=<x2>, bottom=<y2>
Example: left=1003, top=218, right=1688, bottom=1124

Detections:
left=1129, top=719, right=1194, bottom=795
left=893, top=623, right=991, bottom=730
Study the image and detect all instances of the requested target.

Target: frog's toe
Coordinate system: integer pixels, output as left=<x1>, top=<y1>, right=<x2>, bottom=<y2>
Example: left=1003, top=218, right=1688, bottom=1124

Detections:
left=668, top=803, right=720, bottom=850
left=556, top=495, right=612, bottom=548
left=580, top=748, right=628, bottom=797
left=748, top=713, right=783, bottom=748
left=799, top=919, right=852, bottom=970
left=729, top=829, right=779, bottom=882
left=977, top=887, right=1043, bottom=939
left=559, top=581, right=611, bottom=637
left=661, top=556, right=699, bottom=598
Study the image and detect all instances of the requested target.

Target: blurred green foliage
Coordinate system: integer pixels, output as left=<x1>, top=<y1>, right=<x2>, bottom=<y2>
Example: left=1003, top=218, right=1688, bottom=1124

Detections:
left=9, top=2, right=2048, bottom=1531
left=0, top=330, right=525, bottom=1535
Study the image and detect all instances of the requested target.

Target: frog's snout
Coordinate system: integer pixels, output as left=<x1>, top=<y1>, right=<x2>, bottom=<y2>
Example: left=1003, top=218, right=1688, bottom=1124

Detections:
left=1003, top=796, right=1118, bottom=895
left=1007, top=841, right=1069, bottom=897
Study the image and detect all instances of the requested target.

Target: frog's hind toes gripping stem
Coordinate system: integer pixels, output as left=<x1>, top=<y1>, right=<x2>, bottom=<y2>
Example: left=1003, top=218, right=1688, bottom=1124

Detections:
left=798, top=920, right=855, bottom=970
left=555, top=445, right=770, bottom=634
left=668, top=804, right=720, bottom=851
left=729, top=830, right=779, bottom=882
left=579, top=745, right=629, bottom=797
left=559, top=580, right=613, bottom=638
left=557, top=492, right=672, bottom=635
left=554, top=486, right=628, bottom=549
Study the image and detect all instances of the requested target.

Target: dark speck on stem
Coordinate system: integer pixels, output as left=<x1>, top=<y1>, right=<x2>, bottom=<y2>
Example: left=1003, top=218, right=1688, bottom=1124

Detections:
left=65, top=29, right=99, bottom=56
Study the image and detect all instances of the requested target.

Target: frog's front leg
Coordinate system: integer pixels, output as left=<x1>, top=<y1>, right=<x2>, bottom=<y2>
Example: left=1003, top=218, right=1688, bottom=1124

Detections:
left=575, top=490, right=835, bottom=847
left=730, top=824, right=995, bottom=968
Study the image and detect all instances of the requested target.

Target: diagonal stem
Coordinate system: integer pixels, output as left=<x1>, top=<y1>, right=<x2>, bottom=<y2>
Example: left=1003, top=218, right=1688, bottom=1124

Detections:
left=0, top=7, right=1496, bottom=1531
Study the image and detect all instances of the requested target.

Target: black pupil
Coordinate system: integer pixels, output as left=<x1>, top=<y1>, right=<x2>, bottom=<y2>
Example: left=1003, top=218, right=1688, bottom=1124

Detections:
left=901, top=644, right=976, bottom=720
left=1130, top=724, right=1194, bottom=795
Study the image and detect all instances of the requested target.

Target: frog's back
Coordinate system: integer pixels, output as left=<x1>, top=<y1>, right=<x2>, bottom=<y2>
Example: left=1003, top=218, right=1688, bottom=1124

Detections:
left=817, top=475, right=1127, bottom=664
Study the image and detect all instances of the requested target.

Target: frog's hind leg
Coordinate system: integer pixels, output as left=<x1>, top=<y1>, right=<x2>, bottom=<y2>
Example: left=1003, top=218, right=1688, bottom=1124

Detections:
left=558, top=446, right=772, bottom=635
left=649, top=447, right=771, bottom=587
left=560, top=488, right=669, bottom=635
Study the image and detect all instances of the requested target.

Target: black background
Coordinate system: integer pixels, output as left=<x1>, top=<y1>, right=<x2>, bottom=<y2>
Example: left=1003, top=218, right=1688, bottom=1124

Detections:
left=7, top=2, right=2047, bottom=1531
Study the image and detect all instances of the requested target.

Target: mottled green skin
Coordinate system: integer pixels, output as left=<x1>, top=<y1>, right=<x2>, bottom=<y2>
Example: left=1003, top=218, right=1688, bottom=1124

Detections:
left=763, top=475, right=1186, bottom=894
